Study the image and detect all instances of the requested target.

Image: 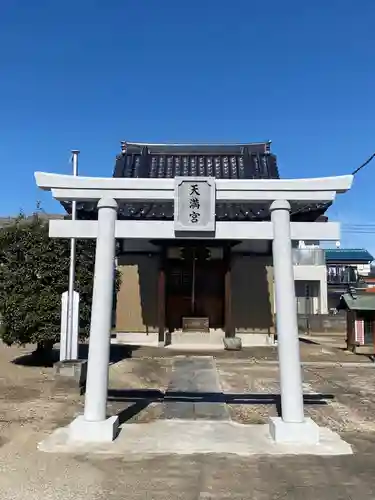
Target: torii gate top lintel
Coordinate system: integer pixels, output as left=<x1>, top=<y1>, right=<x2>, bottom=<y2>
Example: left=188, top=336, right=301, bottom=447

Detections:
left=34, top=171, right=353, bottom=242
left=35, top=171, right=353, bottom=202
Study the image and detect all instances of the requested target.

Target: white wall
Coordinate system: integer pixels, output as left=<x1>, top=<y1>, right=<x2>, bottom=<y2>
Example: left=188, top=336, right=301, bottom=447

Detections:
left=293, top=265, right=328, bottom=314
left=272, top=265, right=328, bottom=315
left=355, top=263, right=372, bottom=276
left=273, top=268, right=327, bottom=315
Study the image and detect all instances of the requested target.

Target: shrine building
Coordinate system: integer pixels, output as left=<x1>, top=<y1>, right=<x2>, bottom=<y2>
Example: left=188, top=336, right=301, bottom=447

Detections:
left=67, top=141, right=332, bottom=348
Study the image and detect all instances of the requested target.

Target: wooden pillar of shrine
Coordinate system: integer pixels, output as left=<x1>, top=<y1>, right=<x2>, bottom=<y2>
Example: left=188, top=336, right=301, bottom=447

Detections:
left=224, top=245, right=233, bottom=338
left=158, top=247, right=166, bottom=345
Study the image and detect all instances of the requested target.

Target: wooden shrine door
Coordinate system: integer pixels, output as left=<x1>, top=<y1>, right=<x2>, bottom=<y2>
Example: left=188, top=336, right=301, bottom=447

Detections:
left=166, top=257, right=225, bottom=332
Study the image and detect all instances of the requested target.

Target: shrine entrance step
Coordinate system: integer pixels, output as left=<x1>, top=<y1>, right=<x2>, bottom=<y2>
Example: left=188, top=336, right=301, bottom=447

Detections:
left=166, top=330, right=225, bottom=350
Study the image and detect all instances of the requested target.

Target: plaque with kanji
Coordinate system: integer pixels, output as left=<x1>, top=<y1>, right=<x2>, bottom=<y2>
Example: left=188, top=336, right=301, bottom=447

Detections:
left=174, top=177, right=216, bottom=234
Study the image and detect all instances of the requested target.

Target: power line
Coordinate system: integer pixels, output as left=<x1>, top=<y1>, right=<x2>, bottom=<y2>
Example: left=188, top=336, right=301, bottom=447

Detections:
left=352, top=152, right=375, bottom=175
left=341, top=229, right=375, bottom=234
left=340, top=224, right=375, bottom=235
left=342, top=232, right=375, bottom=235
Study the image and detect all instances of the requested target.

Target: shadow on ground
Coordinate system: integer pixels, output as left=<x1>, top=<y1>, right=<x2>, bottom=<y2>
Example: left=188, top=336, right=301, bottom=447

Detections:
left=11, top=343, right=140, bottom=367
left=79, top=343, right=140, bottom=364
left=299, top=337, right=320, bottom=345
left=336, top=346, right=375, bottom=362
left=12, top=348, right=60, bottom=367
left=107, top=388, right=334, bottom=423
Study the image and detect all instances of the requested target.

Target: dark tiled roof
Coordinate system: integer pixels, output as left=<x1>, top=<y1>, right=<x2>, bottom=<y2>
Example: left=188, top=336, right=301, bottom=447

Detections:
left=71, top=141, right=330, bottom=223
left=325, top=248, right=374, bottom=263
left=339, top=292, right=375, bottom=311
left=74, top=199, right=329, bottom=222
left=113, top=141, right=279, bottom=179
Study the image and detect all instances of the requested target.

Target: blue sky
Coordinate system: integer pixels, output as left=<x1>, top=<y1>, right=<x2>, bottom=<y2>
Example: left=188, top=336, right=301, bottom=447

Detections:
left=0, top=1, right=374, bottom=253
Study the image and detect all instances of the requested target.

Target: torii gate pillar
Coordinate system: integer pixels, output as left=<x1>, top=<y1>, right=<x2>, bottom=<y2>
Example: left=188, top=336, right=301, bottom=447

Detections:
left=268, top=200, right=319, bottom=443
left=69, top=198, right=119, bottom=442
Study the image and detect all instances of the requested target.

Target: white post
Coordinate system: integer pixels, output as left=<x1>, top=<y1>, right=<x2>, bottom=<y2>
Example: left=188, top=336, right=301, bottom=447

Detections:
left=270, top=200, right=304, bottom=423
left=319, top=270, right=328, bottom=314
left=84, top=198, right=118, bottom=422
left=66, top=150, right=79, bottom=360
left=60, top=291, right=80, bottom=361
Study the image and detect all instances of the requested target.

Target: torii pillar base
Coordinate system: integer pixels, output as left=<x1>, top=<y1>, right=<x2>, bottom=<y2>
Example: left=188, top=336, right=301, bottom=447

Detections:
left=69, top=415, right=119, bottom=443
left=269, top=417, right=319, bottom=445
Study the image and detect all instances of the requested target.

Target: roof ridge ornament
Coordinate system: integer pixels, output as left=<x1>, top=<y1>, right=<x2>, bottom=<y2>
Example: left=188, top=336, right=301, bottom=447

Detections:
left=348, top=285, right=357, bottom=300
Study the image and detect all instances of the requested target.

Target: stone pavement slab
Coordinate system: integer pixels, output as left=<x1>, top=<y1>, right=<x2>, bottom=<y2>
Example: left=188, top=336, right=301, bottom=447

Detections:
left=164, top=356, right=230, bottom=421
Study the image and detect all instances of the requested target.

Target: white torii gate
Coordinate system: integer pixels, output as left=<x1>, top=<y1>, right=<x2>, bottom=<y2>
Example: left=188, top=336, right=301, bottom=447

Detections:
left=35, top=171, right=353, bottom=444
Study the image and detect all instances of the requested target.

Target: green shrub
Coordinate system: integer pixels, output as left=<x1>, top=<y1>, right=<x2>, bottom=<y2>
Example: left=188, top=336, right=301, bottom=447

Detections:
left=0, top=213, right=119, bottom=354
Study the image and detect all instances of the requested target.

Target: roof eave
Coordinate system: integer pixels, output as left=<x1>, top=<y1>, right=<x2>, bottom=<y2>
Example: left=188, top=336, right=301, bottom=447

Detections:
left=121, top=140, right=272, bottom=148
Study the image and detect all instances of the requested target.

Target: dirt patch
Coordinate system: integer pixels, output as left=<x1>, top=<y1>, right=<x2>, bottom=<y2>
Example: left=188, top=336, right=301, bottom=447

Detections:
left=227, top=404, right=274, bottom=424
left=0, top=384, right=41, bottom=402
left=0, top=436, right=9, bottom=448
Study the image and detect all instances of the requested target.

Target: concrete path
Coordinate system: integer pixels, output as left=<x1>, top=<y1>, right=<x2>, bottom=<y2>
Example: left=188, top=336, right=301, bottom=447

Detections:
left=164, top=356, right=230, bottom=421
left=39, top=419, right=352, bottom=456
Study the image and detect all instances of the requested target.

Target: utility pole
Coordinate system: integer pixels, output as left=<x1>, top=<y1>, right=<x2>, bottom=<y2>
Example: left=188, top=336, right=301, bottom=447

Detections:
left=66, top=150, right=79, bottom=359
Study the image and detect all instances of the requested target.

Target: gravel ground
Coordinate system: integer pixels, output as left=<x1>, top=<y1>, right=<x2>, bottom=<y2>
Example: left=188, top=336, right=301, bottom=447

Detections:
left=122, top=341, right=372, bottom=364
left=1, top=342, right=375, bottom=499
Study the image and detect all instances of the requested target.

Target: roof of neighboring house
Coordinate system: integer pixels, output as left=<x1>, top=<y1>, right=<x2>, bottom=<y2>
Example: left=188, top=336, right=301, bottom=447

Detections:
left=339, top=292, right=375, bottom=311
left=325, top=248, right=374, bottom=263
left=68, top=141, right=331, bottom=222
